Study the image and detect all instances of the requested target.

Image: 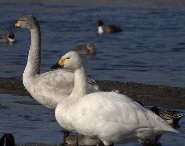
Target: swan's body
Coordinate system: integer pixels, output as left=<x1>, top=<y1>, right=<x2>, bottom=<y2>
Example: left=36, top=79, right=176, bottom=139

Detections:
left=97, top=20, right=122, bottom=35
left=54, top=51, right=177, bottom=146
left=0, top=32, right=15, bottom=43
left=11, top=15, right=98, bottom=109
left=56, top=92, right=176, bottom=145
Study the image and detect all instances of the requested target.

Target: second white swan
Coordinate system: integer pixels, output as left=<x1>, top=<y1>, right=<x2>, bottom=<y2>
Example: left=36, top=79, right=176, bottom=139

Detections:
left=54, top=51, right=177, bottom=146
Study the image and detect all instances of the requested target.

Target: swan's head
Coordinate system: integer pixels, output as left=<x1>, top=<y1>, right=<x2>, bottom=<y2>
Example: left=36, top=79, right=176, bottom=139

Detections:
left=11, top=15, right=39, bottom=30
left=51, top=51, right=83, bottom=71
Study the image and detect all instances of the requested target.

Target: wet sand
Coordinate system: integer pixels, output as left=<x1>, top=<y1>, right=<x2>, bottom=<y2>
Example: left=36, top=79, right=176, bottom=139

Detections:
left=0, top=78, right=184, bottom=109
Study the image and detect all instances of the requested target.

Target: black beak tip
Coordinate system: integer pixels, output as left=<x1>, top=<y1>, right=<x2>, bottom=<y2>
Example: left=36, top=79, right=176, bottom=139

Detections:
left=51, top=63, right=60, bottom=69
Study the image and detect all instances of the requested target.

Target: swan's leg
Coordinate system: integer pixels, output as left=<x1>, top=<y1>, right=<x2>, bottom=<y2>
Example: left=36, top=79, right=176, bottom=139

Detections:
left=104, top=144, right=114, bottom=146
left=63, top=130, right=70, bottom=143
left=76, top=134, right=79, bottom=146
left=101, top=139, right=114, bottom=146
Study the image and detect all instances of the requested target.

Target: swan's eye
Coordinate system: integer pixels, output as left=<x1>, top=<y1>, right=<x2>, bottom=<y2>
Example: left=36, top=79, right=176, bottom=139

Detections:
left=66, top=57, right=70, bottom=59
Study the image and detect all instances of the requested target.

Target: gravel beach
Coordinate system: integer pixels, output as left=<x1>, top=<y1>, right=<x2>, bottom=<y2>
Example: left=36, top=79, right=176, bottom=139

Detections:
left=0, top=78, right=184, bottom=109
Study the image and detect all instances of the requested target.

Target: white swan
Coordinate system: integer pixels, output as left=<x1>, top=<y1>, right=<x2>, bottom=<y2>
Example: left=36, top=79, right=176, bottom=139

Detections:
left=54, top=51, right=177, bottom=146
left=11, top=15, right=98, bottom=109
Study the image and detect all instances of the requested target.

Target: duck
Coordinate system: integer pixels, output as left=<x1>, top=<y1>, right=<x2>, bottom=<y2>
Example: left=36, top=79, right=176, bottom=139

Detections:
left=0, top=32, right=15, bottom=43
left=141, top=106, right=184, bottom=146
left=0, top=133, right=15, bottom=146
left=11, top=15, right=99, bottom=110
left=150, top=106, right=185, bottom=128
left=75, top=42, right=96, bottom=56
left=136, top=102, right=185, bottom=128
left=53, top=51, right=177, bottom=146
left=96, top=20, right=122, bottom=35
left=135, top=102, right=183, bottom=146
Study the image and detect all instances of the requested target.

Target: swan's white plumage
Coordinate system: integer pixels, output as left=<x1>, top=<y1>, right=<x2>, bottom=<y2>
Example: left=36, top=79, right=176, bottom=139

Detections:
left=23, top=69, right=74, bottom=108
left=56, top=91, right=176, bottom=145
left=55, top=51, right=177, bottom=145
left=13, top=15, right=98, bottom=109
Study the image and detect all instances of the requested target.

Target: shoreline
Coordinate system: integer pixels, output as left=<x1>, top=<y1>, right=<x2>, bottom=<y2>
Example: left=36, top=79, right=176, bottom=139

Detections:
left=0, top=78, right=184, bottom=109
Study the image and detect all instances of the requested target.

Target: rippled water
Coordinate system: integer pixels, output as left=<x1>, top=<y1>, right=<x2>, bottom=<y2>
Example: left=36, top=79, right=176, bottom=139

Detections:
left=0, top=0, right=185, bottom=87
left=0, top=0, right=185, bottom=145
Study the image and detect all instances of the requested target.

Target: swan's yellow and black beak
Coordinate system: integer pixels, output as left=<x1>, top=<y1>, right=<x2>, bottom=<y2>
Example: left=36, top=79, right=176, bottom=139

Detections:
left=51, top=58, right=66, bottom=69
left=10, top=21, right=22, bottom=28
left=51, top=62, right=60, bottom=69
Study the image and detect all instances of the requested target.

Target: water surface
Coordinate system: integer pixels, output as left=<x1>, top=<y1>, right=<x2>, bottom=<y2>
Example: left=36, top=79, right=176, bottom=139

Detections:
left=0, top=0, right=185, bottom=87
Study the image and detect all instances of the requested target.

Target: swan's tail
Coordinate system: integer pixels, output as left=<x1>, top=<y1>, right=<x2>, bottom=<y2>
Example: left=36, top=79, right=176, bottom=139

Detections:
left=148, top=109, right=179, bottom=134
left=137, top=106, right=178, bottom=142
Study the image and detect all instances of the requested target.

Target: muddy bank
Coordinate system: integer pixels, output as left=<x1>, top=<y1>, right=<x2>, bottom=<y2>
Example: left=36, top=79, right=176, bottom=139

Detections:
left=97, top=80, right=185, bottom=109
left=0, top=78, right=184, bottom=109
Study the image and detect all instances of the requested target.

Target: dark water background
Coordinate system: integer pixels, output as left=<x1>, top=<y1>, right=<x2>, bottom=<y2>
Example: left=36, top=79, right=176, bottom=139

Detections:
left=0, top=0, right=185, bottom=87
left=0, top=0, right=185, bottom=145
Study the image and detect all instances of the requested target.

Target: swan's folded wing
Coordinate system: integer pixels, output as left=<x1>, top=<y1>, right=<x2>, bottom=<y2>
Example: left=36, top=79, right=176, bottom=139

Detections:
left=37, top=69, right=74, bottom=95
left=37, top=69, right=99, bottom=97
left=23, top=69, right=75, bottom=109
left=69, top=92, right=176, bottom=142
left=70, top=92, right=139, bottom=136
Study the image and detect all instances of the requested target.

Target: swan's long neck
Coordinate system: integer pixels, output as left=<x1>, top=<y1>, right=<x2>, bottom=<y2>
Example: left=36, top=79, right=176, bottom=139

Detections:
left=24, top=26, right=41, bottom=77
left=70, top=66, right=88, bottom=98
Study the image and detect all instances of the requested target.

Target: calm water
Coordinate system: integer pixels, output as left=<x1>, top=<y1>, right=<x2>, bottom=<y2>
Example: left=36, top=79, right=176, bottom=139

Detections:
left=0, top=0, right=185, bottom=145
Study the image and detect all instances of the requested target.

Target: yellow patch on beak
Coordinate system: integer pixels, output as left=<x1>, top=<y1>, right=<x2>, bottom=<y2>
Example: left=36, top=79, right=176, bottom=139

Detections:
left=14, top=21, right=23, bottom=27
left=58, top=58, right=67, bottom=67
